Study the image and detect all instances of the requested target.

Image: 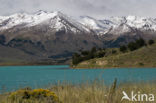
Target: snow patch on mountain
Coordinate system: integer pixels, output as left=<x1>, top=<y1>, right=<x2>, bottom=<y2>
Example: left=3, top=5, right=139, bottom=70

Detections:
left=1, top=11, right=156, bottom=35
left=79, top=16, right=113, bottom=35
left=0, top=11, right=90, bottom=33
left=0, top=11, right=58, bottom=30
left=80, top=15, right=156, bottom=35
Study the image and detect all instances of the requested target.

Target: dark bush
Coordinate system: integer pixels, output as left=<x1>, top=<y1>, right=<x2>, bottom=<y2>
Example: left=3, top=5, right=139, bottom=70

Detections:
left=120, top=45, right=127, bottom=53
left=148, top=39, right=155, bottom=45
left=128, top=42, right=138, bottom=51
left=128, top=38, right=146, bottom=51
left=112, top=50, right=117, bottom=54
left=96, top=52, right=105, bottom=58
left=91, top=47, right=97, bottom=53
left=72, top=53, right=82, bottom=65
left=72, top=47, right=103, bottom=65
left=135, top=38, right=146, bottom=47
left=98, top=48, right=102, bottom=51
left=81, top=51, right=89, bottom=56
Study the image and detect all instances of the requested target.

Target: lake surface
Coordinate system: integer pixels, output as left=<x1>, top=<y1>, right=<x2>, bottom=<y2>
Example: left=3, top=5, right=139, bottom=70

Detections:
left=0, top=65, right=156, bottom=93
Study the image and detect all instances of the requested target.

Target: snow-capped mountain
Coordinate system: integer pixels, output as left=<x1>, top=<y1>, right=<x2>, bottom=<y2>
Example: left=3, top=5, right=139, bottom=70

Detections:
left=0, top=10, right=90, bottom=33
left=79, top=15, right=156, bottom=35
left=1, top=11, right=156, bottom=36
left=79, top=16, right=113, bottom=34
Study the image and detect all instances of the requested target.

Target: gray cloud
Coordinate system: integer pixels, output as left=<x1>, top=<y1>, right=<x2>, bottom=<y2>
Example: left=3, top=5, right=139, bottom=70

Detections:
left=0, top=0, right=156, bottom=19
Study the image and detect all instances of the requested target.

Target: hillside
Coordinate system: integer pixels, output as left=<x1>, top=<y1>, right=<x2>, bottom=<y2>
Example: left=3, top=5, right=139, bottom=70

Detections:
left=73, top=42, right=156, bottom=68
left=0, top=44, right=71, bottom=66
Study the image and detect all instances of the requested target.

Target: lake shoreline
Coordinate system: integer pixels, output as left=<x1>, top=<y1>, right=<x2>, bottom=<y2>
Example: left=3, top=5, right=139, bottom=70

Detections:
left=1, top=64, right=156, bottom=69
left=0, top=63, right=156, bottom=69
left=71, top=65, right=156, bottom=69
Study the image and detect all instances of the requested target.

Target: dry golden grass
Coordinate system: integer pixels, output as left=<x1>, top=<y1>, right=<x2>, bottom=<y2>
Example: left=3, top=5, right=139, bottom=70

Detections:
left=51, top=80, right=156, bottom=103
left=0, top=80, right=156, bottom=103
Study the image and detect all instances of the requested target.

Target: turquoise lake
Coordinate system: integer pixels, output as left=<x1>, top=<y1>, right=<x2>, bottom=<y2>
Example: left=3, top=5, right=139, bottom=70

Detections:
left=0, top=65, right=156, bottom=93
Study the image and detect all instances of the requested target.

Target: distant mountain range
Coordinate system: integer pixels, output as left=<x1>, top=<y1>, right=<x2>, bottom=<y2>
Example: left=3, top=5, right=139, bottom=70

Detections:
left=0, top=10, right=156, bottom=65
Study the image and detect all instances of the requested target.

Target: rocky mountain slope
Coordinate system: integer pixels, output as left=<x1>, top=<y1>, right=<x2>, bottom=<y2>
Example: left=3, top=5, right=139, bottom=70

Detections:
left=0, top=10, right=156, bottom=64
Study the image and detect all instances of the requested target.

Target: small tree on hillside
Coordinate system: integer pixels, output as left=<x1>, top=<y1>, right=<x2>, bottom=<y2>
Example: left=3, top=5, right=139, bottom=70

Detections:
left=81, top=51, right=89, bottom=56
left=136, top=38, right=146, bottom=48
left=91, top=47, right=97, bottom=53
left=148, top=39, right=155, bottom=45
left=96, top=51, right=106, bottom=58
left=128, top=38, right=146, bottom=51
left=128, top=42, right=138, bottom=51
left=72, top=53, right=82, bottom=65
left=120, top=45, right=127, bottom=53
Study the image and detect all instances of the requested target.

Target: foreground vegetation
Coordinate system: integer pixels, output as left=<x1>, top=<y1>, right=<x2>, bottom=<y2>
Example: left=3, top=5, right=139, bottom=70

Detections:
left=72, top=39, right=156, bottom=68
left=0, top=80, right=156, bottom=103
left=0, top=88, right=61, bottom=103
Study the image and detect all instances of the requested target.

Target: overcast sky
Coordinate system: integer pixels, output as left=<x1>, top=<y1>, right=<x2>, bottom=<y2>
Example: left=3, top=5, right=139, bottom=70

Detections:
left=0, top=0, right=156, bottom=19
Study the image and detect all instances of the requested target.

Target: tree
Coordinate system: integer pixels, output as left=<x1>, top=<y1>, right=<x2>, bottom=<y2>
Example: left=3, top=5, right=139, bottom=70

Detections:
left=72, top=53, right=82, bottom=65
left=136, top=38, right=146, bottom=48
left=81, top=50, right=89, bottom=56
left=98, top=48, right=102, bottom=51
left=96, top=51, right=105, bottom=58
left=128, top=38, right=146, bottom=51
left=91, top=47, right=97, bottom=53
left=120, top=45, right=127, bottom=53
left=148, top=39, right=155, bottom=45
left=128, top=42, right=138, bottom=51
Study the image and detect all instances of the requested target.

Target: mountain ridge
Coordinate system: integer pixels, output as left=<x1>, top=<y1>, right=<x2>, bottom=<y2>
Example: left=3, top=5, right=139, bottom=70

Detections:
left=1, top=11, right=156, bottom=35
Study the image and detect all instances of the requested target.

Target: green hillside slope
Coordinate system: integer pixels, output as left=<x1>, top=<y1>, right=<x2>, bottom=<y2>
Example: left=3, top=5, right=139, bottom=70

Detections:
left=73, top=42, right=156, bottom=68
left=0, top=44, right=40, bottom=65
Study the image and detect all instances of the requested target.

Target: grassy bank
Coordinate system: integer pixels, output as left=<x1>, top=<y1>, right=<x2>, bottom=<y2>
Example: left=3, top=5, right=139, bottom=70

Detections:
left=0, top=80, right=156, bottom=103
left=73, top=42, right=156, bottom=69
